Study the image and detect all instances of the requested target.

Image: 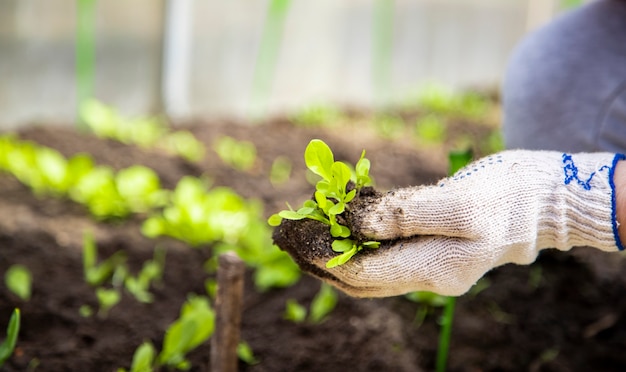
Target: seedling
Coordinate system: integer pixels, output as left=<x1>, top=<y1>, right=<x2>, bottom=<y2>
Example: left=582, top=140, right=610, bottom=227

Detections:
left=124, top=247, right=166, bottom=304
left=122, top=296, right=256, bottom=371
left=96, top=288, right=121, bottom=318
left=82, top=230, right=127, bottom=287
left=414, top=115, right=447, bottom=144
left=269, top=156, right=292, bottom=186
left=289, top=104, right=342, bottom=127
left=284, top=284, right=338, bottom=324
left=4, top=265, right=32, bottom=301
left=237, top=341, right=259, bottom=365
left=268, top=139, right=379, bottom=268
left=0, top=308, right=20, bottom=367
left=284, top=299, right=307, bottom=323
left=213, top=136, right=257, bottom=172
left=80, top=99, right=205, bottom=162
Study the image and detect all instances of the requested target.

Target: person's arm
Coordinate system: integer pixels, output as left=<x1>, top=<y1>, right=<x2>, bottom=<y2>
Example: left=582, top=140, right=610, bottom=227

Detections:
left=275, top=151, right=626, bottom=298
left=615, top=160, right=626, bottom=245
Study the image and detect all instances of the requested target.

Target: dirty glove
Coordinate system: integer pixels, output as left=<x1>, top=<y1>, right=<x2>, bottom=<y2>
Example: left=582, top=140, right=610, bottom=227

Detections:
left=276, top=150, right=625, bottom=298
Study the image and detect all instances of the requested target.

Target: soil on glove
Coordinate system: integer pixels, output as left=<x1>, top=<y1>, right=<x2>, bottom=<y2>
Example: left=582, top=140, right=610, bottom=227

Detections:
left=2, top=111, right=626, bottom=371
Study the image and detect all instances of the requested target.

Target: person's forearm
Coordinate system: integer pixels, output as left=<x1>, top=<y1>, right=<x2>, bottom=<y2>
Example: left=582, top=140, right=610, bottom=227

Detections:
left=615, top=160, right=626, bottom=246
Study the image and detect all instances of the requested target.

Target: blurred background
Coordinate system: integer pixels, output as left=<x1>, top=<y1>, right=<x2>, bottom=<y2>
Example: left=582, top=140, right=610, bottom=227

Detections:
left=0, top=0, right=582, bottom=129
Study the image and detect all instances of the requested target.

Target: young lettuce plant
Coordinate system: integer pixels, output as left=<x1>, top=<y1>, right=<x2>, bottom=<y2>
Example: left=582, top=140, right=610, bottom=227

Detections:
left=121, top=295, right=214, bottom=371
left=268, top=139, right=379, bottom=268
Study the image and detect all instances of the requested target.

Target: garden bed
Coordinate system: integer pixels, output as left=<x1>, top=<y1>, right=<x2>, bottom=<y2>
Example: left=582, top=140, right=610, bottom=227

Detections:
left=2, top=111, right=626, bottom=371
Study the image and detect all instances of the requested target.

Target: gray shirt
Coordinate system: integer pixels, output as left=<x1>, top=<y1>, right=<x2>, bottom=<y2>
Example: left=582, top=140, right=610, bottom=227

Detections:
left=502, top=0, right=626, bottom=153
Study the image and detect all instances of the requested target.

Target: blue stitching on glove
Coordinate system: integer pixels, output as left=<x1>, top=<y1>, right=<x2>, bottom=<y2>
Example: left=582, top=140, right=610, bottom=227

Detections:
left=562, top=153, right=610, bottom=190
left=609, top=153, right=626, bottom=251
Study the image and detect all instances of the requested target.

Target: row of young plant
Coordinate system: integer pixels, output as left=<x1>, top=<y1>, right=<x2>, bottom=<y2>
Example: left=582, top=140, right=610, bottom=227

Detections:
left=0, top=132, right=305, bottom=369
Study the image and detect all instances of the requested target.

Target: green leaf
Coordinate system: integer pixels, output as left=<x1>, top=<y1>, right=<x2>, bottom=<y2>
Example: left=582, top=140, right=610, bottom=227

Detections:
left=267, top=214, right=282, bottom=226
left=344, top=189, right=357, bottom=203
left=304, top=139, right=334, bottom=181
left=448, top=149, right=473, bottom=175
left=278, top=210, right=307, bottom=220
left=309, top=284, right=337, bottom=323
left=331, top=239, right=354, bottom=252
left=331, top=161, right=352, bottom=192
left=5, top=265, right=32, bottom=301
left=129, top=341, right=156, bottom=372
left=158, top=295, right=214, bottom=367
left=326, top=245, right=358, bottom=268
left=96, top=288, right=121, bottom=317
left=0, top=308, right=20, bottom=366
left=328, top=202, right=345, bottom=216
left=330, top=223, right=351, bottom=238
left=237, top=341, right=259, bottom=365
left=362, top=241, right=381, bottom=249
left=284, top=299, right=307, bottom=323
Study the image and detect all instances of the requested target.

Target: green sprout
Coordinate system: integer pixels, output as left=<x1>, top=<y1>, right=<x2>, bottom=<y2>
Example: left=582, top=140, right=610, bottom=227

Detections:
left=284, top=284, right=338, bottom=324
left=124, top=247, right=166, bottom=304
left=269, top=156, right=292, bottom=186
left=80, top=99, right=205, bottom=162
left=269, top=139, right=379, bottom=268
left=83, top=230, right=127, bottom=287
left=213, top=136, right=257, bottom=172
left=0, top=308, right=20, bottom=367
left=4, top=265, right=32, bottom=301
left=95, top=288, right=121, bottom=318
left=289, top=104, right=343, bottom=127
left=122, top=295, right=256, bottom=371
left=414, top=115, right=447, bottom=144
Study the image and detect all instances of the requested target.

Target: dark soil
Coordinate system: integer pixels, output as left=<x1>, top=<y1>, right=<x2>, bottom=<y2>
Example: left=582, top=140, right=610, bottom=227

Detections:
left=2, top=112, right=626, bottom=371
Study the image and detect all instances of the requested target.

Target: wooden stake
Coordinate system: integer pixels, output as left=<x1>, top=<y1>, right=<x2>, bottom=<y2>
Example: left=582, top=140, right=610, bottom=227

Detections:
left=210, top=252, right=245, bottom=372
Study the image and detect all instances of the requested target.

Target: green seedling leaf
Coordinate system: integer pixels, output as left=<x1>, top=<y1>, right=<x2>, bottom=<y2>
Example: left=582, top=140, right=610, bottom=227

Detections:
left=362, top=241, right=381, bottom=249
left=448, top=149, right=474, bottom=175
left=304, top=139, right=334, bottom=181
left=116, top=165, right=165, bottom=213
left=284, top=299, right=307, bottom=323
left=158, top=295, right=215, bottom=368
left=331, top=239, right=354, bottom=253
left=83, top=230, right=127, bottom=287
left=270, top=156, right=292, bottom=185
left=0, top=308, right=20, bottom=367
left=309, top=284, right=337, bottom=323
left=331, top=161, right=352, bottom=194
left=328, top=201, right=345, bottom=216
left=79, top=305, right=93, bottom=318
left=267, top=214, right=283, bottom=226
left=278, top=210, right=307, bottom=220
left=329, top=223, right=350, bottom=238
left=128, top=341, right=156, bottom=372
left=0, top=309, right=19, bottom=361
left=326, top=245, right=358, bottom=268
left=5, top=265, right=32, bottom=301
left=96, top=288, right=121, bottom=317
left=237, top=341, right=259, bottom=365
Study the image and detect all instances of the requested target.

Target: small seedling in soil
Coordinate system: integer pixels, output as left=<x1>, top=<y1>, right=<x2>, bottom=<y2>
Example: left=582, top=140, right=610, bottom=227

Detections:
left=95, top=287, right=121, bottom=318
left=80, top=99, right=205, bottom=162
left=269, top=139, right=380, bottom=268
left=0, top=308, right=20, bottom=367
left=269, top=156, right=292, bottom=186
left=4, top=264, right=32, bottom=301
left=83, top=231, right=127, bottom=287
left=284, top=283, right=338, bottom=324
left=122, top=295, right=215, bottom=371
left=213, top=135, right=257, bottom=172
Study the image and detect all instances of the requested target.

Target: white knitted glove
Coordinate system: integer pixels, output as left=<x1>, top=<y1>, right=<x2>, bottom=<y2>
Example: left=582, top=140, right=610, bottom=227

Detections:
left=298, top=150, right=625, bottom=298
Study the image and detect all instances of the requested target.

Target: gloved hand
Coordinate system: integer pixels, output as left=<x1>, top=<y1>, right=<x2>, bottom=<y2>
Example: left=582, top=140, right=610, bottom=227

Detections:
left=275, top=150, right=626, bottom=298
